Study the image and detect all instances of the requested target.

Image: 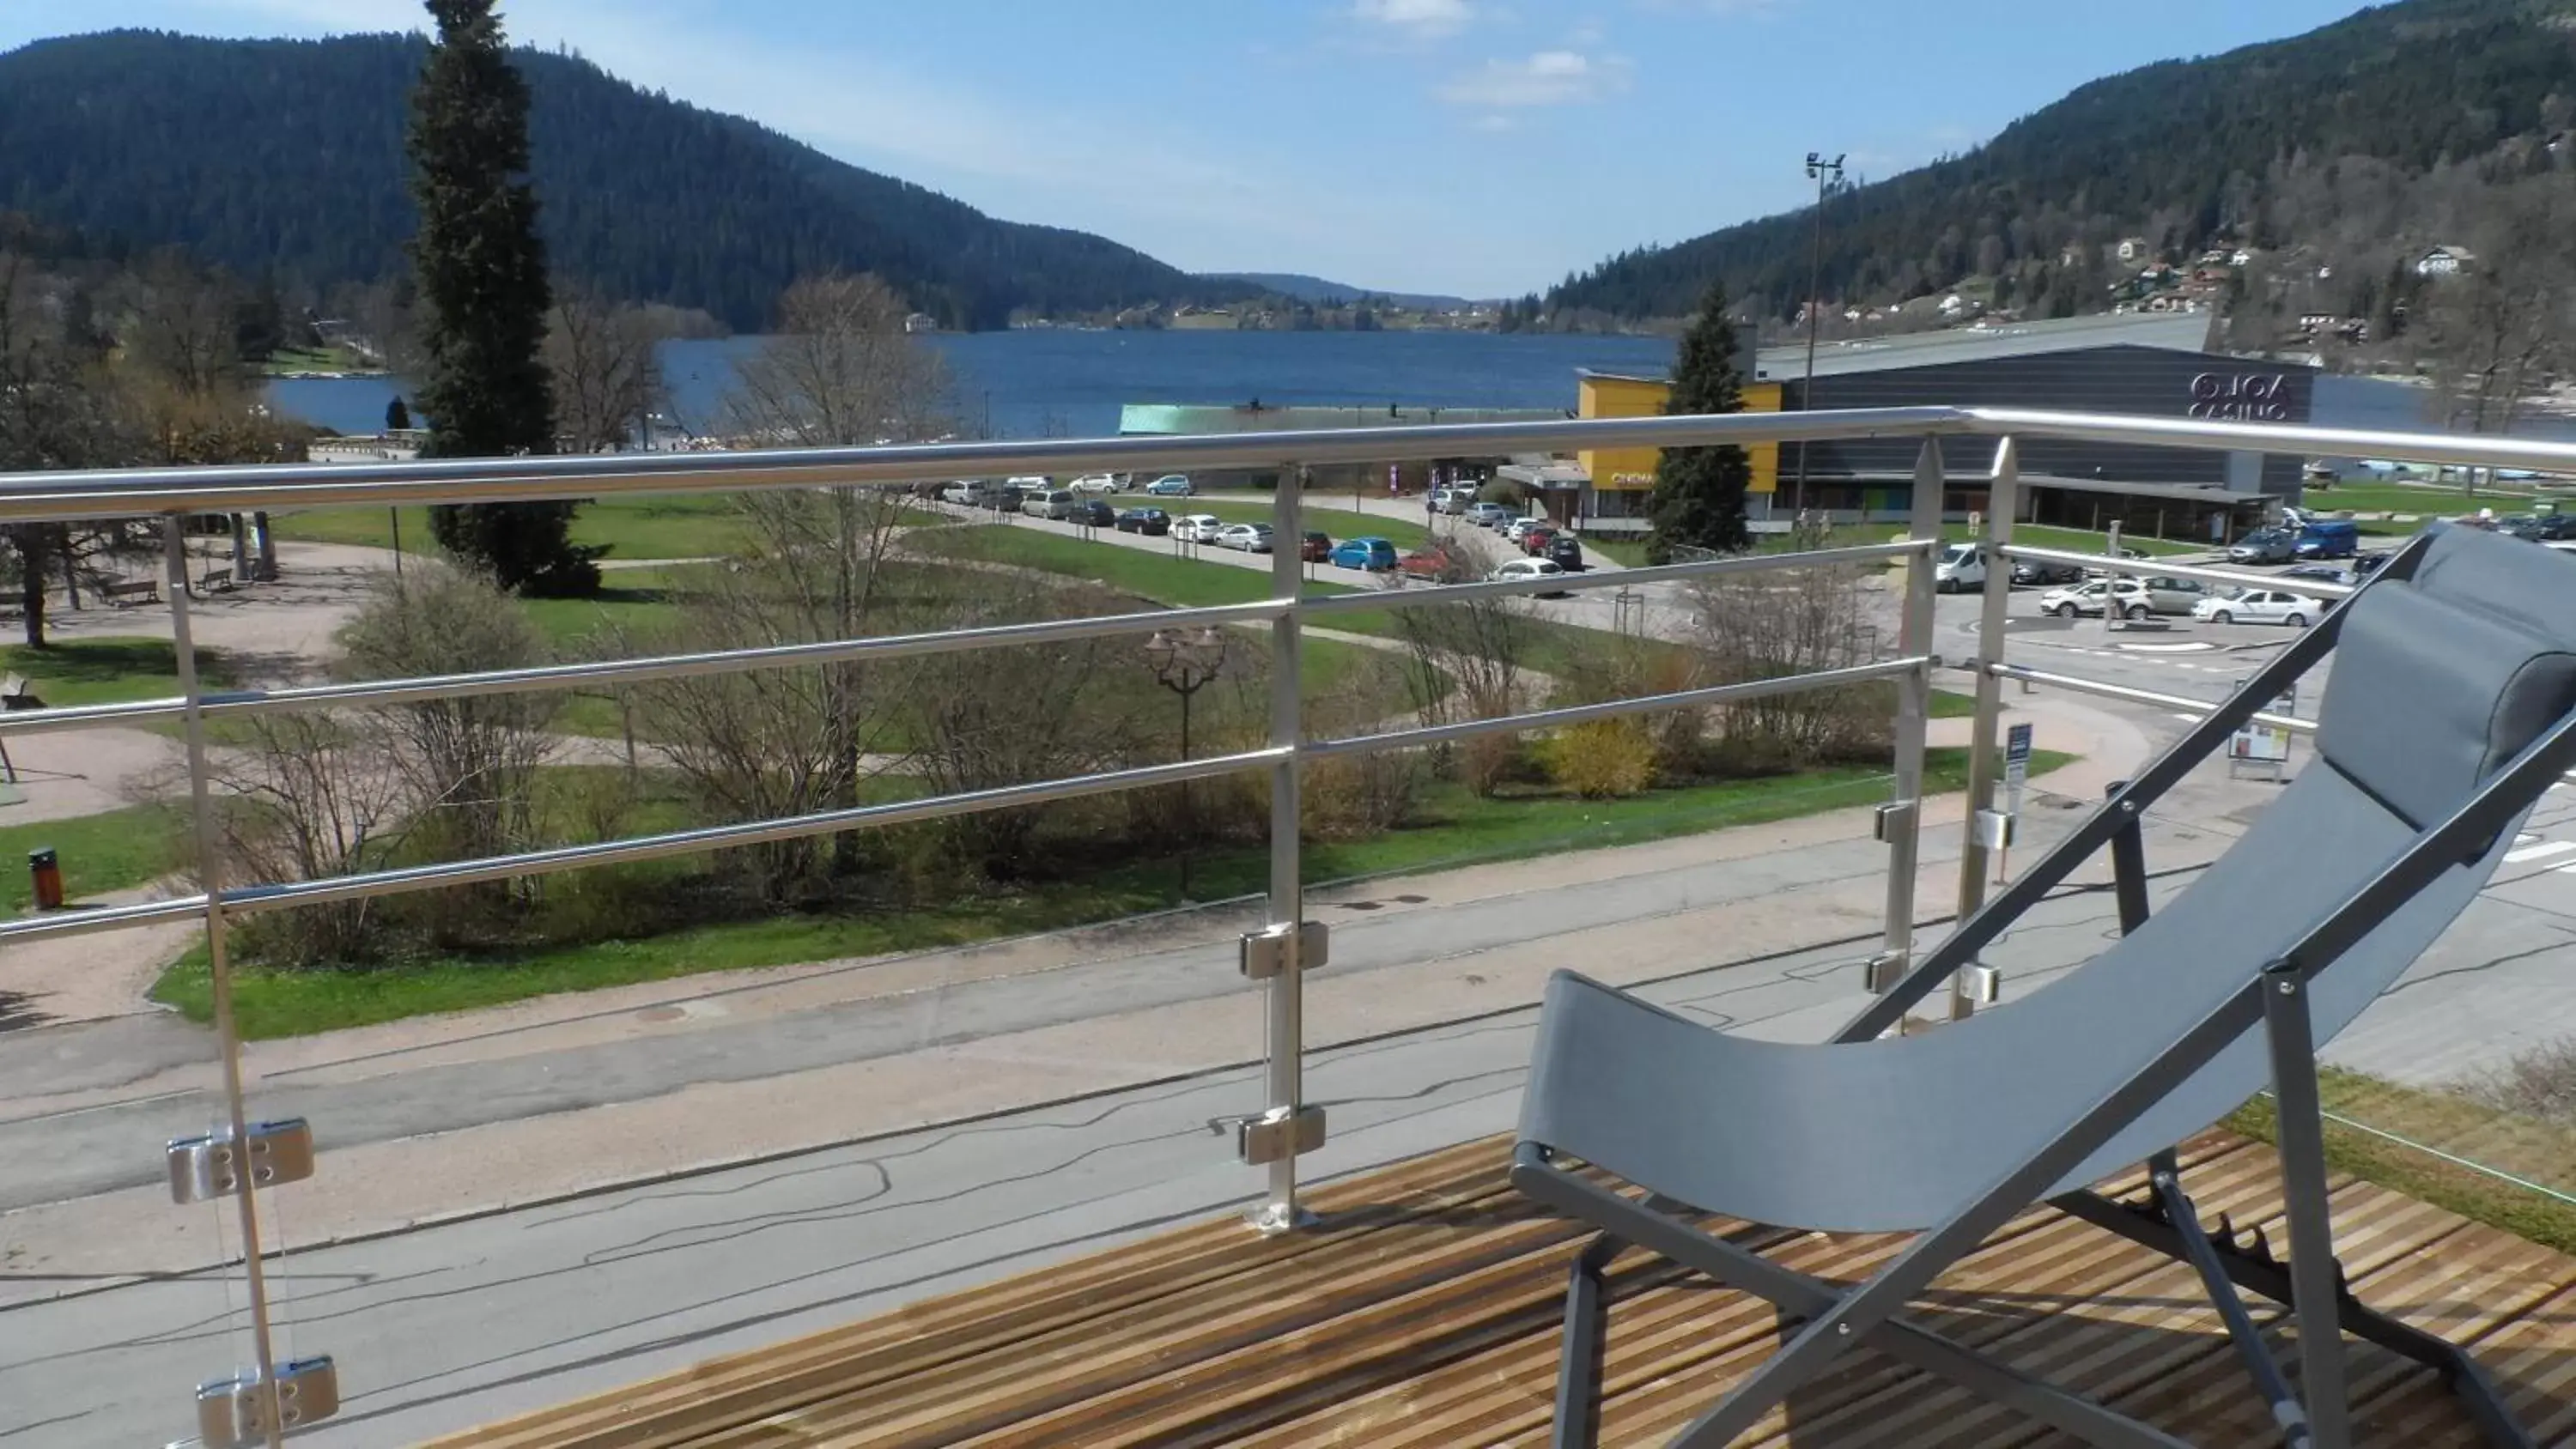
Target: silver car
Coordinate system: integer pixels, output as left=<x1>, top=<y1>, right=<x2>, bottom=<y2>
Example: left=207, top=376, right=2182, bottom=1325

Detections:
left=2136, top=575, right=2212, bottom=615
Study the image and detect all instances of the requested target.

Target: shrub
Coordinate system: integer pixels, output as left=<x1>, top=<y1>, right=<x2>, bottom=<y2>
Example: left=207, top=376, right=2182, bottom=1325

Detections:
left=1539, top=718, right=1658, bottom=799
left=1306, top=750, right=1429, bottom=837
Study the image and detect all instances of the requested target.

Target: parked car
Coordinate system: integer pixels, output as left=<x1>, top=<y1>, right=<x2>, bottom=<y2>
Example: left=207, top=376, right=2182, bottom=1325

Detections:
left=1144, top=474, right=1194, bottom=497
left=2137, top=576, right=2213, bottom=614
left=1542, top=535, right=1586, bottom=571
left=1173, top=513, right=1225, bottom=543
left=1115, top=506, right=1171, bottom=536
left=2291, top=519, right=2360, bottom=559
left=1068, top=474, right=1121, bottom=495
left=2537, top=514, right=2576, bottom=542
left=1299, top=530, right=1333, bottom=562
left=2279, top=564, right=2351, bottom=587
left=1522, top=524, right=1561, bottom=556
left=1933, top=543, right=1989, bottom=593
left=2227, top=528, right=2298, bottom=565
left=2351, top=552, right=2392, bottom=575
left=1465, top=501, right=1516, bottom=530
left=1069, top=499, right=1117, bottom=528
left=1329, top=537, right=1399, bottom=571
left=1215, top=523, right=1274, bottom=553
left=1021, top=488, right=1076, bottom=520
left=2037, top=578, right=2153, bottom=620
left=1399, top=542, right=1462, bottom=579
left=1432, top=487, right=1474, bottom=515
left=939, top=480, right=987, bottom=506
left=2193, top=588, right=2326, bottom=627
left=1489, top=556, right=1571, bottom=598
left=1502, top=517, right=1544, bottom=546
left=2010, top=557, right=2085, bottom=587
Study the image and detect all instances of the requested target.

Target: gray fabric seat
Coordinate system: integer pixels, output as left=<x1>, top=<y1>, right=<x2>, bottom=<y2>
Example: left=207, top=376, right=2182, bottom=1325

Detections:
left=1522, top=526, right=2576, bottom=1233
left=1512, top=525, right=2576, bottom=1449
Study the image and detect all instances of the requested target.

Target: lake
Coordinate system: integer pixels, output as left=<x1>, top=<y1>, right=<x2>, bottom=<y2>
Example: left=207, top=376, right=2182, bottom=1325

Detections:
left=264, top=330, right=2576, bottom=449
left=267, top=330, right=1680, bottom=440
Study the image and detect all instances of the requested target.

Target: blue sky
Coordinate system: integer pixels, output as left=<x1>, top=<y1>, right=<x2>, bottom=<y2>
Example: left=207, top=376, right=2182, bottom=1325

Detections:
left=3, top=1, right=2377, bottom=297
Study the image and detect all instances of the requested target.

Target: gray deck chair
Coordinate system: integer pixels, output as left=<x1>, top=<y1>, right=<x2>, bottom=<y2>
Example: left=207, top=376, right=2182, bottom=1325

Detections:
left=1513, top=524, right=2576, bottom=1449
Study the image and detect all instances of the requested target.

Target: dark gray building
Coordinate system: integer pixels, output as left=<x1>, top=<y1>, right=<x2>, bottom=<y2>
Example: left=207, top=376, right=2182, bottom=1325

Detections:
left=1760, top=312, right=2318, bottom=541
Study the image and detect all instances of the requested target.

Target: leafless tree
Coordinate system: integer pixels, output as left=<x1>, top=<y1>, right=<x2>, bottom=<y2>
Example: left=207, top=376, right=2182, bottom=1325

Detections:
left=1688, top=519, right=1891, bottom=767
left=546, top=287, right=670, bottom=452
left=721, top=273, right=957, bottom=448
left=336, top=565, right=556, bottom=928
left=191, top=713, right=411, bottom=967
left=1377, top=529, right=1534, bottom=792
left=0, top=252, right=133, bottom=644
left=2419, top=188, right=2576, bottom=489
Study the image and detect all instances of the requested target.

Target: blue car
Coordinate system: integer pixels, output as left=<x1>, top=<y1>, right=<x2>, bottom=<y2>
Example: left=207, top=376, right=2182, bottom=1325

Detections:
left=1329, top=536, right=1398, bottom=571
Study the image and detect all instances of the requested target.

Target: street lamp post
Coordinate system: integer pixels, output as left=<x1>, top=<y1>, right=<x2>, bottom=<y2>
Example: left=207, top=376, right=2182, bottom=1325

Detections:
left=1144, top=625, right=1227, bottom=900
left=1796, top=150, right=1845, bottom=519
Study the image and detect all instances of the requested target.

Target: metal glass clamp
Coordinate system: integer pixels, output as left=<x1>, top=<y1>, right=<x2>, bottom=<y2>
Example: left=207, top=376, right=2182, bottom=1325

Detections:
left=1862, top=949, right=1908, bottom=994
left=1235, top=1104, right=1327, bottom=1166
left=1971, top=809, right=2017, bottom=851
left=1238, top=920, right=1327, bottom=980
left=1950, top=962, right=2003, bottom=1018
left=167, top=1119, right=314, bottom=1205
left=1872, top=800, right=1917, bottom=843
left=195, top=1358, right=338, bottom=1446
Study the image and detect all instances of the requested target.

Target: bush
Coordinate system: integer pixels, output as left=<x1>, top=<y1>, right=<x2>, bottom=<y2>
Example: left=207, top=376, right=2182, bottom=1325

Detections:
left=1306, top=751, right=1428, bottom=837
left=1539, top=718, right=1658, bottom=799
left=2467, top=1036, right=2576, bottom=1130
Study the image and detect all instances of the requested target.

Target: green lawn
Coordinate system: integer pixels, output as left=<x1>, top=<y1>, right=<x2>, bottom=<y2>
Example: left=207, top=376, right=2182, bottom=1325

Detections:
left=276, top=494, right=750, bottom=561
left=910, top=523, right=1362, bottom=609
left=2304, top=481, right=2552, bottom=516
left=153, top=743, right=2063, bottom=1038
left=0, top=638, right=236, bottom=707
left=0, top=804, right=180, bottom=913
left=2227, top=1069, right=2576, bottom=1256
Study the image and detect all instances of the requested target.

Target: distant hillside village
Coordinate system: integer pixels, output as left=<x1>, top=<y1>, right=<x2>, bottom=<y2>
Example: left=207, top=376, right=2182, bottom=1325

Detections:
left=1012, top=297, right=1526, bottom=335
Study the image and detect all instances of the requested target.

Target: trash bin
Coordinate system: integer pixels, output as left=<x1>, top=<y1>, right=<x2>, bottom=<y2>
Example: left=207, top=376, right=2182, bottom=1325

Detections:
left=27, top=847, right=61, bottom=911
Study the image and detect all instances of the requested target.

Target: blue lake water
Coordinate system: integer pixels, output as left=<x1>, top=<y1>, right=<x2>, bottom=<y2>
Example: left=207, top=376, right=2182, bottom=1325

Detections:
left=264, top=330, right=2576, bottom=448
left=268, top=330, right=1680, bottom=440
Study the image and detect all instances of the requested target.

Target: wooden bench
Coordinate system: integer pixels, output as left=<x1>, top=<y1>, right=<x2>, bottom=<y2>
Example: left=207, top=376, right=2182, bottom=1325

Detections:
left=1, top=674, right=38, bottom=711
left=99, top=578, right=161, bottom=606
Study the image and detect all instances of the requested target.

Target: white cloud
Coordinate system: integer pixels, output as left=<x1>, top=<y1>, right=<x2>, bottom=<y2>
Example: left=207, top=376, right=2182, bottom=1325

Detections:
left=1437, top=49, right=1631, bottom=107
left=1352, top=0, right=1476, bottom=38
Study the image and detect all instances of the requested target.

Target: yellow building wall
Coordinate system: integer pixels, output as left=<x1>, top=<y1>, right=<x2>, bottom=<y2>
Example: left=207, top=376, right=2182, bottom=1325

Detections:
left=1577, top=376, right=1780, bottom=494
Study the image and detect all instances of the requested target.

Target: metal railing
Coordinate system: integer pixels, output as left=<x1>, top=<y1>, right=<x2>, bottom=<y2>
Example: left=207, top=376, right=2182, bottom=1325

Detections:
left=3, top=402, right=2569, bottom=1446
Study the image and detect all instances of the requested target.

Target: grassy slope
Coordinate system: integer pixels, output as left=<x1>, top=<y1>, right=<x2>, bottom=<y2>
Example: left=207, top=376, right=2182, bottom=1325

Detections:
left=155, top=744, right=2057, bottom=1038
left=0, top=638, right=235, bottom=706
left=0, top=804, right=178, bottom=912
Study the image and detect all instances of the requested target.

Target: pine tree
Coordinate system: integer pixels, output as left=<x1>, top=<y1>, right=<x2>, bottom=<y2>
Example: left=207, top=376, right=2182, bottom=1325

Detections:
left=1645, top=279, right=1753, bottom=558
left=407, top=0, right=598, bottom=596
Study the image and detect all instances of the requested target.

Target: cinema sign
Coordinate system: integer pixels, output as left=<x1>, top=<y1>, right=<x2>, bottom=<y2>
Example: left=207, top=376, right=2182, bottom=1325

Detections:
left=2188, top=372, right=2293, bottom=422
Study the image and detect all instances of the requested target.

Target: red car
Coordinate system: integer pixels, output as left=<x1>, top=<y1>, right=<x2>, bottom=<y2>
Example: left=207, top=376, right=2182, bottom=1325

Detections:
left=1398, top=542, right=1461, bottom=579
left=1300, top=530, right=1333, bottom=562
left=1522, top=524, right=1560, bottom=556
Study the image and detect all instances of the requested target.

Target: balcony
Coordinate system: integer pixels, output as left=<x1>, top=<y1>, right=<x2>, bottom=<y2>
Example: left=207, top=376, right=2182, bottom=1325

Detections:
left=3, top=408, right=2576, bottom=1447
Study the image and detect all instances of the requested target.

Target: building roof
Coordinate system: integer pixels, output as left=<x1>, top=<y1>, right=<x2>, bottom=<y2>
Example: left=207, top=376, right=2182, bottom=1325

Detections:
left=1754, top=310, right=2221, bottom=379
left=1118, top=403, right=1565, bottom=436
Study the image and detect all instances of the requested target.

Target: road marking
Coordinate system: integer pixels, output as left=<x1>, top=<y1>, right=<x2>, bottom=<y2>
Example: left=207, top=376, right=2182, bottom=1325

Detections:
left=2506, top=841, right=2576, bottom=865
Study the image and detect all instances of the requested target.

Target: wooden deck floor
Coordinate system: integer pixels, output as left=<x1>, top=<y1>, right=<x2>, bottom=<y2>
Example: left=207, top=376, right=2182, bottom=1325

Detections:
left=436, top=1132, right=2576, bottom=1447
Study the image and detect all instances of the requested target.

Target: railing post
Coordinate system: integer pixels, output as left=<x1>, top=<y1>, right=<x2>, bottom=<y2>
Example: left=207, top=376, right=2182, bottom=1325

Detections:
left=166, top=517, right=292, bottom=1449
left=1956, top=437, right=2020, bottom=919
left=1246, top=463, right=1319, bottom=1233
left=1868, top=440, right=1942, bottom=998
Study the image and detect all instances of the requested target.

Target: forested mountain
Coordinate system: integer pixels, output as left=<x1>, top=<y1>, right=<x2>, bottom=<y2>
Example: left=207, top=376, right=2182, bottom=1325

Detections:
left=0, top=30, right=1260, bottom=331
left=1551, top=0, right=2576, bottom=324
left=1209, top=273, right=1474, bottom=311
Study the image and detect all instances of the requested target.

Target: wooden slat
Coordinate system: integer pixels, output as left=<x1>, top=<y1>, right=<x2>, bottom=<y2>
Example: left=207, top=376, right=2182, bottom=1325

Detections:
left=441, top=1131, right=2576, bottom=1449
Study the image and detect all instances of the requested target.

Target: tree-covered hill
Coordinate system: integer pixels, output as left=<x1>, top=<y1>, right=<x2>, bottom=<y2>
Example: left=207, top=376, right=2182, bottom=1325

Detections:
left=0, top=29, right=1259, bottom=331
left=1551, top=0, right=2576, bottom=323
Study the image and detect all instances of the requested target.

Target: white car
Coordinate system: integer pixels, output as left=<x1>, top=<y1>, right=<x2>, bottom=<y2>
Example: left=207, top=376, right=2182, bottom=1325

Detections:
left=1069, top=474, right=1121, bottom=494
left=939, top=480, right=985, bottom=506
left=1173, top=513, right=1225, bottom=543
left=2037, top=578, right=2151, bottom=620
left=1489, top=556, right=1571, bottom=597
left=1501, top=518, right=1545, bottom=545
left=1215, top=523, right=1273, bottom=553
left=2192, top=588, right=2326, bottom=628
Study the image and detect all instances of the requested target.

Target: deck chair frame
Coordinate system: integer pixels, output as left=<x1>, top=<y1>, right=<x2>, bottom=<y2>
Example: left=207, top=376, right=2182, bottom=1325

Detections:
left=1515, top=530, right=2559, bottom=1449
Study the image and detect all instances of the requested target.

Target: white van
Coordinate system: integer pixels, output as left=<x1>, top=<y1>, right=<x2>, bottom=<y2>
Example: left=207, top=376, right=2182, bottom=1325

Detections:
left=1933, top=543, right=1989, bottom=593
left=1021, top=488, right=1076, bottom=520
